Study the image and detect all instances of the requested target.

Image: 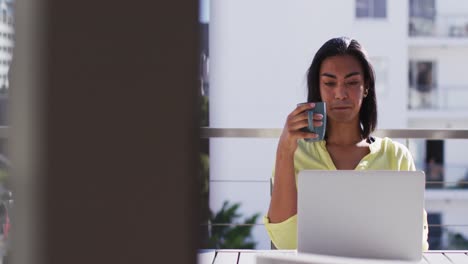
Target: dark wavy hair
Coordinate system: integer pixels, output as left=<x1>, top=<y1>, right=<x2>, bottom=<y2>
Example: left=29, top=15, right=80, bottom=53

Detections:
left=306, top=37, right=377, bottom=139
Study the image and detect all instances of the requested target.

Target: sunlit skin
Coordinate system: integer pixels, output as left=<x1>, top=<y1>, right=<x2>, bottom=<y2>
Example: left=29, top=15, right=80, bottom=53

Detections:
left=319, top=54, right=366, bottom=136
left=319, top=55, right=371, bottom=170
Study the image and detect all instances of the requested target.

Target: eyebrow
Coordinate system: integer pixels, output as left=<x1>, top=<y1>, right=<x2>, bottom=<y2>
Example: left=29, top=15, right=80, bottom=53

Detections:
left=321, top=72, right=362, bottom=79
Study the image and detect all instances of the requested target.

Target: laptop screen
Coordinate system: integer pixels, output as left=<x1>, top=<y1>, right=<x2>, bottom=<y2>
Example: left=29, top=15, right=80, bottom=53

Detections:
left=297, top=170, right=425, bottom=261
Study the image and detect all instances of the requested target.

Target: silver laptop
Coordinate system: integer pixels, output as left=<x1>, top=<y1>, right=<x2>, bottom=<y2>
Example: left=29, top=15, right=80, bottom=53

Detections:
left=297, top=170, right=425, bottom=261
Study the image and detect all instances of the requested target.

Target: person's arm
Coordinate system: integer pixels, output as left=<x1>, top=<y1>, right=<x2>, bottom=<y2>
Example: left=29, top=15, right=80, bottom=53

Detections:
left=267, top=142, right=298, bottom=222
left=267, top=103, right=322, bottom=223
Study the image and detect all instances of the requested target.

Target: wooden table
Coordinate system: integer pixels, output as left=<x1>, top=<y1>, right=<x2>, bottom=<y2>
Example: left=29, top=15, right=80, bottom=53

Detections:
left=198, top=250, right=468, bottom=264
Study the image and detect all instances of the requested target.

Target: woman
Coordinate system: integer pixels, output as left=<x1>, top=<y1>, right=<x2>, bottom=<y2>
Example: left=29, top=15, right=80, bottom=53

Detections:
left=264, top=37, right=429, bottom=251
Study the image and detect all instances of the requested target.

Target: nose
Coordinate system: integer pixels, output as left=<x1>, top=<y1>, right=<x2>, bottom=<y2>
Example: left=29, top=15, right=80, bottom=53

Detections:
left=334, top=82, right=348, bottom=100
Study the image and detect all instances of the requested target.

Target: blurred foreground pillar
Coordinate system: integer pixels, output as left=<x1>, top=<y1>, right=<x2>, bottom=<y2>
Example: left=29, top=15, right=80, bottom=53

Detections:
left=10, top=1, right=199, bottom=263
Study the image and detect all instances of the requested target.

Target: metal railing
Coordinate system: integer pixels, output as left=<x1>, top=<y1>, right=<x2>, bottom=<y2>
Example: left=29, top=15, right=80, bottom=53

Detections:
left=201, top=128, right=468, bottom=230
left=201, top=128, right=468, bottom=139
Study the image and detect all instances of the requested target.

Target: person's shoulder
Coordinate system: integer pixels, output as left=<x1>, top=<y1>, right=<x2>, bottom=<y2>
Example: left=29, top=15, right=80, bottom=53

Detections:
left=372, top=137, right=416, bottom=170
left=373, top=137, right=411, bottom=156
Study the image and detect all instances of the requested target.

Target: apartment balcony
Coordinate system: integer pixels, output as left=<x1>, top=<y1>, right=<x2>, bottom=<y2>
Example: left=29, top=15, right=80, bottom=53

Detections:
left=409, top=14, right=468, bottom=47
left=201, top=128, right=468, bottom=251
left=408, top=85, right=468, bottom=120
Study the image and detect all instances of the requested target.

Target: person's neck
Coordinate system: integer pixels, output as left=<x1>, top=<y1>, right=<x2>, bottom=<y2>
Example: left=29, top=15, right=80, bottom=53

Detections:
left=326, top=121, right=365, bottom=147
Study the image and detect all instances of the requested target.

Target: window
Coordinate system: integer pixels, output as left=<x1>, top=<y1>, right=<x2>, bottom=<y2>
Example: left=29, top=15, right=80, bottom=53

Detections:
left=356, top=0, right=387, bottom=18
left=425, top=140, right=444, bottom=188
left=408, top=60, right=437, bottom=109
left=409, top=0, right=435, bottom=36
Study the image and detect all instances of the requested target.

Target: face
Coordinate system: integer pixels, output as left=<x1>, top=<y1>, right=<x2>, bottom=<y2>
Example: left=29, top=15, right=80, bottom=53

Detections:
left=319, top=55, right=366, bottom=124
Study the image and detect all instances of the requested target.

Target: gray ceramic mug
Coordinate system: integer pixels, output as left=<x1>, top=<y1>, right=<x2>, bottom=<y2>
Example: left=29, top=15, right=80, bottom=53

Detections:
left=297, top=102, right=327, bottom=142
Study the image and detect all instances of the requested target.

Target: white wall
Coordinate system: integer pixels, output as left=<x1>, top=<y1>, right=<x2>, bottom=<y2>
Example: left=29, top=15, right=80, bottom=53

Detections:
left=209, top=0, right=409, bottom=249
left=210, top=0, right=409, bottom=129
left=437, top=0, right=468, bottom=14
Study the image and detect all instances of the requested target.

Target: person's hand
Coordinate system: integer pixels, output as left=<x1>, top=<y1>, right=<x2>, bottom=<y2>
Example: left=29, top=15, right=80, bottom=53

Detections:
left=278, top=103, right=323, bottom=154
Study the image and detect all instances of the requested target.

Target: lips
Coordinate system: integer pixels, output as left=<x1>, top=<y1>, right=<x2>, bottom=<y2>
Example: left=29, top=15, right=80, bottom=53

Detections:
left=331, top=105, right=352, bottom=110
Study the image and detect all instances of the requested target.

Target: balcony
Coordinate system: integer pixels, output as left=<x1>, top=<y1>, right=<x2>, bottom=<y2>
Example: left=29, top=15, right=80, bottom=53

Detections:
left=201, top=128, right=468, bottom=251
left=408, top=85, right=468, bottom=114
left=409, top=14, right=468, bottom=47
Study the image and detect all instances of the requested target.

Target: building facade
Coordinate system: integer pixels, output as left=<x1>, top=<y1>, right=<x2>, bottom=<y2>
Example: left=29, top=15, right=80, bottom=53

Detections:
left=0, top=0, right=13, bottom=90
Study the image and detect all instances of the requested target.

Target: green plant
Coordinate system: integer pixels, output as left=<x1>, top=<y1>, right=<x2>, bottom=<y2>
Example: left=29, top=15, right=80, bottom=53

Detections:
left=200, top=153, right=209, bottom=195
left=199, top=94, right=210, bottom=245
left=206, top=201, right=260, bottom=249
left=199, top=152, right=211, bottom=247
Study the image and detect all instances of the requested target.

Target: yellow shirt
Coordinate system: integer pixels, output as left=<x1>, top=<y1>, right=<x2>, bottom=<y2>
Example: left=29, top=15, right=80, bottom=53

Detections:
left=264, top=137, right=429, bottom=251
